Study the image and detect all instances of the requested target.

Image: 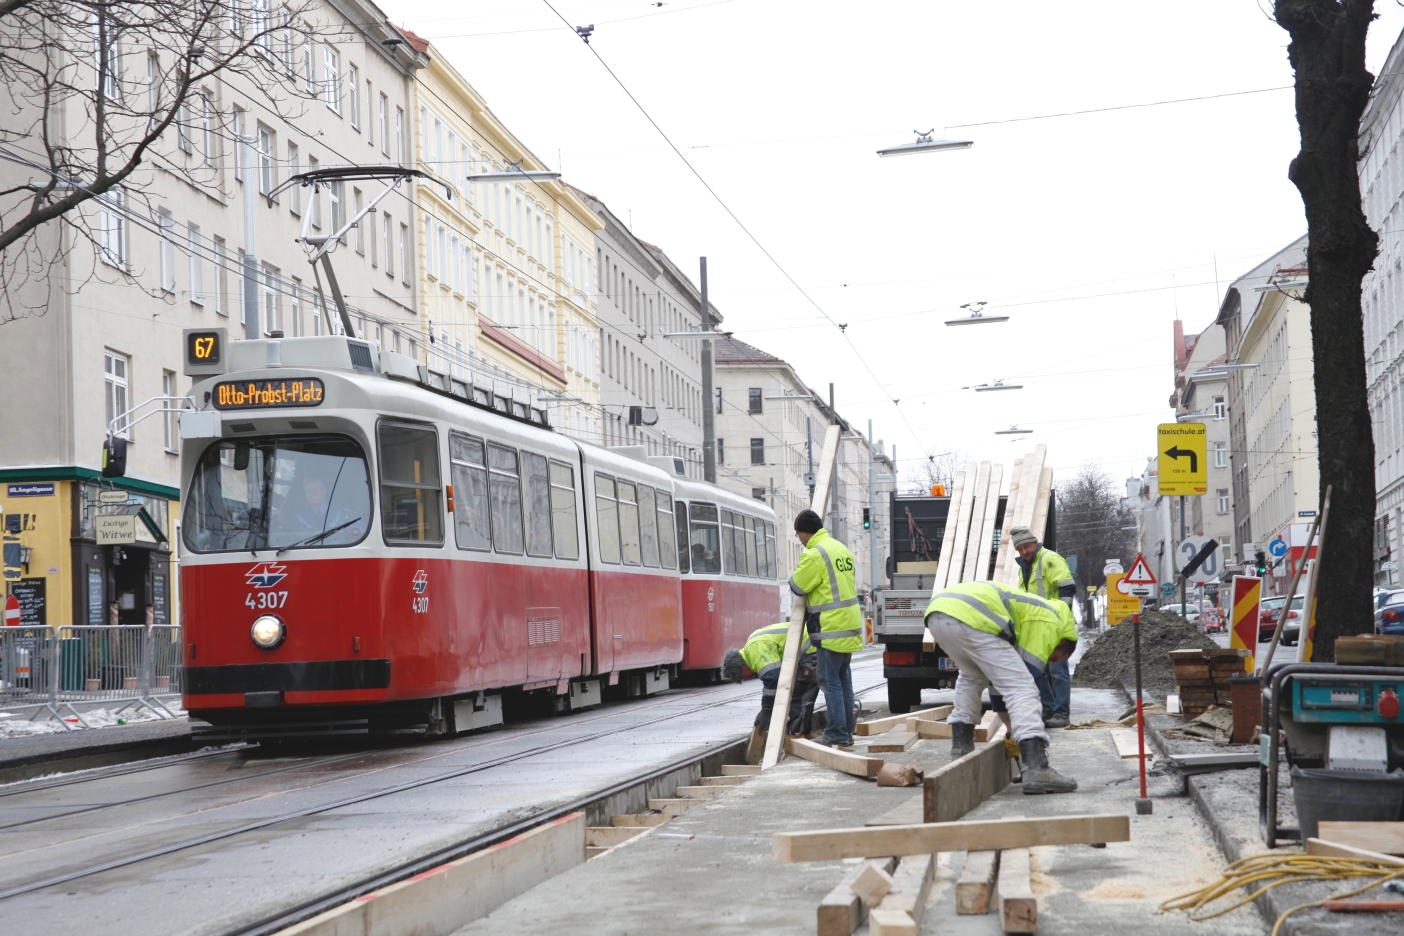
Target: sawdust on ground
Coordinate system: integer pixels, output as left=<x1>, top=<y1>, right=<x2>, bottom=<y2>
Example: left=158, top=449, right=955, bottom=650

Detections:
left=1071, top=610, right=1220, bottom=701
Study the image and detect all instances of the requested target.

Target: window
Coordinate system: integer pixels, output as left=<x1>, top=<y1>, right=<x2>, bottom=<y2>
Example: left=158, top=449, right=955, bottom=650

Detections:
left=395, top=107, right=404, bottom=163
left=201, top=92, right=216, bottom=165
left=378, top=422, right=443, bottom=544
left=675, top=501, right=691, bottom=572
left=348, top=64, right=360, bottom=129
left=99, top=186, right=126, bottom=267
left=188, top=224, right=203, bottom=305
left=637, top=484, right=659, bottom=567
left=523, top=452, right=553, bottom=558
left=213, top=236, right=227, bottom=315
left=383, top=212, right=393, bottom=275
left=287, top=142, right=300, bottom=214
left=323, top=44, right=340, bottom=111
left=715, top=388, right=722, bottom=414
left=449, top=432, right=491, bottom=551
left=232, top=108, right=244, bottom=180
left=741, top=515, right=758, bottom=577
left=104, top=350, right=129, bottom=438
left=488, top=444, right=524, bottom=554
left=290, top=277, right=302, bottom=336
left=595, top=474, right=621, bottom=563
left=329, top=179, right=343, bottom=233
left=301, top=29, right=313, bottom=92
left=425, top=216, right=435, bottom=278
left=261, top=264, right=279, bottom=334
left=748, top=388, right=763, bottom=413
left=719, top=509, right=738, bottom=575
left=717, top=439, right=724, bottom=465
left=353, top=188, right=363, bottom=253
left=1213, top=395, right=1227, bottom=420
left=162, top=370, right=177, bottom=452
left=752, top=487, right=766, bottom=501
left=400, top=223, right=409, bottom=284
left=1214, top=441, right=1228, bottom=468
left=764, top=521, right=776, bottom=579
left=158, top=209, right=175, bottom=292
left=147, top=51, right=158, bottom=115
left=251, top=0, right=270, bottom=50
left=95, top=18, right=120, bottom=101
left=257, top=125, right=275, bottom=196
left=1217, top=489, right=1230, bottom=515
left=617, top=480, right=642, bottom=565
left=550, top=462, right=579, bottom=559
left=657, top=491, right=677, bottom=570
left=177, top=98, right=192, bottom=153
left=308, top=156, right=320, bottom=226
left=750, top=438, right=764, bottom=465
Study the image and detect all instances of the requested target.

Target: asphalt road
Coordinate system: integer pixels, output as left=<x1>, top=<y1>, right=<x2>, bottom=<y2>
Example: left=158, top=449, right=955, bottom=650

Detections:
left=0, top=651, right=885, bottom=936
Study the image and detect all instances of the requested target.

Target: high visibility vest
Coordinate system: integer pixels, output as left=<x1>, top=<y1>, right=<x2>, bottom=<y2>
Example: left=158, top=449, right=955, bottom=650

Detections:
left=1017, top=546, right=1075, bottom=602
left=924, top=580, right=1077, bottom=672
left=788, top=529, right=864, bottom=653
left=738, top=623, right=816, bottom=679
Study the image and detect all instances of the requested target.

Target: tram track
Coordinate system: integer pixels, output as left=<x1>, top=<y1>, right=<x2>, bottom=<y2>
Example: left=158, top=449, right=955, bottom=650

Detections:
left=0, top=671, right=884, bottom=904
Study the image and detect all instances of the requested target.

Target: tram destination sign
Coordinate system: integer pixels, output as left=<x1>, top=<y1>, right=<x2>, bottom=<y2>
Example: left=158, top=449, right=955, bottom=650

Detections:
left=213, top=378, right=325, bottom=410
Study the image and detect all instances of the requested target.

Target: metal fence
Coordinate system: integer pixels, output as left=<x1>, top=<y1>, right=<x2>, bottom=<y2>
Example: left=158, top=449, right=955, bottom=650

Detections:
left=1, top=625, right=183, bottom=728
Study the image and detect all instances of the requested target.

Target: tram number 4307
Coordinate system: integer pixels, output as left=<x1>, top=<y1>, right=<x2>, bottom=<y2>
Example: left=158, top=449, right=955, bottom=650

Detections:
left=411, top=597, right=429, bottom=614
left=246, top=591, right=289, bottom=610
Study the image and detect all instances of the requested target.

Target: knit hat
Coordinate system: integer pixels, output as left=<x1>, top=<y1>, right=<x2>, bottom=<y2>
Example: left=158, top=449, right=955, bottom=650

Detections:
left=794, top=509, right=824, bottom=534
left=1009, top=525, right=1038, bottom=548
left=722, top=648, right=745, bottom=683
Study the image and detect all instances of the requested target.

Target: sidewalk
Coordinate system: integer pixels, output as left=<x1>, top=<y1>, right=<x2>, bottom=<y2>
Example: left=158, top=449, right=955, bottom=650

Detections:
left=455, top=689, right=1266, bottom=935
left=0, top=715, right=200, bottom=784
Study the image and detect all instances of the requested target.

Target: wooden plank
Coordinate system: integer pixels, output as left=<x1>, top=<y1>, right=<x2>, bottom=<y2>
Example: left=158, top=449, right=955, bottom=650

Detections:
left=761, top=602, right=809, bottom=770
left=943, top=461, right=982, bottom=585
left=913, top=719, right=953, bottom=739
left=1305, top=837, right=1404, bottom=865
left=867, top=731, right=916, bottom=753
left=924, top=725, right=1012, bottom=823
left=1006, top=447, right=1046, bottom=584
left=868, top=908, right=916, bottom=936
left=857, top=705, right=950, bottom=736
left=867, top=794, right=924, bottom=827
left=1316, top=822, right=1404, bottom=856
left=1029, top=466, right=1054, bottom=546
left=720, top=764, right=761, bottom=776
left=974, top=710, right=1002, bottom=742
left=586, top=826, right=648, bottom=848
left=674, top=785, right=726, bottom=799
left=998, top=847, right=1037, bottom=933
left=1110, top=728, right=1153, bottom=762
left=774, top=814, right=1132, bottom=864
left=850, top=863, right=894, bottom=906
left=817, top=857, right=897, bottom=936
left=992, top=457, right=1024, bottom=582
left=612, top=814, right=669, bottom=827
left=878, top=852, right=935, bottom=924
left=811, top=423, right=842, bottom=517
left=1168, top=649, right=1208, bottom=659
left=648, top=798, right=700, bottom=815
left=698, top=775, right=747, bottom=786
left=933, top=469, right=970, bottom=589
left=960, top=462, right=994, bottom=584
left=786, top=737, right=885, bottom=778
left=956, top=850, right=1000, bottom=914
left=970, top=463, right=1003, bottom=581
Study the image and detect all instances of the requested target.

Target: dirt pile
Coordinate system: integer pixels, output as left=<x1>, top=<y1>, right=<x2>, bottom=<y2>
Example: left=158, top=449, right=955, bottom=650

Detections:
left=1071, top=609, right=1221, bottom=701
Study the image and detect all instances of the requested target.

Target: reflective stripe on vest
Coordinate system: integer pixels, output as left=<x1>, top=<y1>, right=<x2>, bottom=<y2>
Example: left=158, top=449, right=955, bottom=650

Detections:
left=807, top=543, right=861, bottom=612
left=758, top=661, right=782, bottom=676
left=931, top=589, right=1015, bottom=643
left=811, top=628, right=862, bottom=642
left=1018, top=644, right=1046, bottom=672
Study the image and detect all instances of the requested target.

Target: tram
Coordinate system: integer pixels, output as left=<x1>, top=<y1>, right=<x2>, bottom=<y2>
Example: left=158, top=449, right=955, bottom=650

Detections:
left=171, top=329, right=778, bottom=738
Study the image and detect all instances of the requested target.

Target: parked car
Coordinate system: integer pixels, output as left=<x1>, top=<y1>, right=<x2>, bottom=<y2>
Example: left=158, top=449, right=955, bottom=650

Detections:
left=1162, top=602, right=1202, bottom=624
left=1259, top=594, right=1305, bottom=644
left=1375, top=591, right=1404, bottom=636
left=1199, top=605, right=1227, bottom=634
left=1375, top=588, right=1404, bottom=612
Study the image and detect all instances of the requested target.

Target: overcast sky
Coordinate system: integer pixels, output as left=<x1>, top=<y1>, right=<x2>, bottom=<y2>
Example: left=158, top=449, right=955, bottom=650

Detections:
left=389, top=0, right=1404, bottom=490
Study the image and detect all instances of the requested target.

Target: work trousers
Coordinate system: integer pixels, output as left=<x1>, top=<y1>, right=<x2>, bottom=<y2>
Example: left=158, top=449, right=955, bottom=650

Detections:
left=815, top=646, right=855, bottom=744
left=759, top=669, right=819, bottom=735
left=1034, top=659, right=1071, bottom=718
left=925, top=611, right=1050, bottom=743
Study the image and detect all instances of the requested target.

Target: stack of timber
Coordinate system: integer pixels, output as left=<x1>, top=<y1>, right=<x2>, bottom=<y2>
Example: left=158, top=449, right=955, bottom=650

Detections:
left=1335, top=634, right=1404, bottom=665
left=594, top=765, right=758, bottom=858
left=1170, top=648, right=1249, bottom=718
left=933, top=446, right=1052, bottom=587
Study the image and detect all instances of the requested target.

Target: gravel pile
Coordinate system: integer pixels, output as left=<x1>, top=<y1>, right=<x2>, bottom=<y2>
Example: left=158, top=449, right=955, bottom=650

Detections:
left=1071, top=609, right=1221, bottom=701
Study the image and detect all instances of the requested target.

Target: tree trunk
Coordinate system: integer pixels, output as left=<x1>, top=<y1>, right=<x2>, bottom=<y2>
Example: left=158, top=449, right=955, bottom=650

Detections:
left=1276, top=0, right=1379, bottom=660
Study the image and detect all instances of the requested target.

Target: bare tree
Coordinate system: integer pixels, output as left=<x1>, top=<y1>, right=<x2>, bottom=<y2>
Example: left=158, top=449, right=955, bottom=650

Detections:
left=0, top=0, right=323, bottom=324
left=1274, top=0, right=1379, bottom=660
left=1053, top=464, right=1135, bottom=623
left=902, top=448, right=966, bottom=495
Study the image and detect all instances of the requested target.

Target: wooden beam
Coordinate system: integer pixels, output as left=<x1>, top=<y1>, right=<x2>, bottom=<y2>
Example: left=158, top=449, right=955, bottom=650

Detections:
left=1029, top=466, right=1054, bottom=546
left=773, top=813, right=1131, bottom=862
left=720, top=764, right=761, bottom=776
left=811, top=423, right=842, bottom=517
left=969, top=462, right=1003, bottom=581
left=868, top=908, right=916, bottom=936
left=867, top=731, right=916, bottom=753
left=786, top=737, right=885, bottom=778
left=817, top=857, right=897, bottom=936
left=1317, top=821, right=1404, bottom=856
left=913, top=719, right=953, bottom=739
left=850, top=863, right=894, bottom=907
left=1005, top=447, right=1046, bottom=584
left=1110, top=728, right=1153, bottom=762
left=942, top=461, right=981, bottom=585
left=933, top=469, right=969, bottom=589
left=923, top=725, right=1012, bottom=823
left=872, top=853, right=935, bottom=934
left=909, top=704, right=953, bottom=723
left=998, top=847, right=1037, bottom=933
left=992, top=457, right=1024, bottom=581
left=857, top=705, right=950, bottom=736
left=1305, top=837, right=1404, bottom=866
left=973, top=710, right=1002, bottom=742
left=960, top=461, right=993, bottom=584
left=761, top=599, right=808, bottom=769
left=611, top=814, right=669, bottom=827
left=956, top=850, right=1000, bottom=914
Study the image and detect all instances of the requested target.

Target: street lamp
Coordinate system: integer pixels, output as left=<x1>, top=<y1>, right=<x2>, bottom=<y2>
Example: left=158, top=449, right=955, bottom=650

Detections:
left=945, top=301, right=1008, bottom=326
left=995, top=425, right=1034, bottom=435
left=877, top=130, right=974, bottom=157
left=664, top=329, right=733, bottom=339
left=965, top=379, right=1023, bottom=391
left=466, top=169, right=562, bottom=183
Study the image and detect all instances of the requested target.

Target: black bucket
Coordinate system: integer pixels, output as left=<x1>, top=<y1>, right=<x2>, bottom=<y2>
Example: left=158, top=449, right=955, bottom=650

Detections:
left=1290, top=766, right=1404, bottom=840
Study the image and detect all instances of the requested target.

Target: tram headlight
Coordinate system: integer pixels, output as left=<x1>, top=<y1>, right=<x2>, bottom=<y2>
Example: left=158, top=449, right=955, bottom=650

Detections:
left=250, top=614, right=286, bottom=650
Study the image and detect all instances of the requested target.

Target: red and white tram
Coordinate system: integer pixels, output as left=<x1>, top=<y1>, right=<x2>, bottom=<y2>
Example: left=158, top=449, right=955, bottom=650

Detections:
left=174, top=330, right=777, bottom=738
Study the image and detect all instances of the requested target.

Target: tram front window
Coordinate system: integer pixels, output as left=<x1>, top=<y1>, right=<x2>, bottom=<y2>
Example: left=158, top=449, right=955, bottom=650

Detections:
left=184, top=435, right=372, bottom=553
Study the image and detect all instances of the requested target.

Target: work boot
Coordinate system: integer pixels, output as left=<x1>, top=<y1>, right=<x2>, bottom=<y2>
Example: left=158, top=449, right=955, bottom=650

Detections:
left=1044, top=714, right=1070, bottom=729
left=1018, top=737, right=1078, bottom=794
left=951, top=722, right=975, bottom=758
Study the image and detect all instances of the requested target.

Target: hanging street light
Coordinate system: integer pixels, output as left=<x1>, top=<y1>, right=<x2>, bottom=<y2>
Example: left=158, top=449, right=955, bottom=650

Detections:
left=877, top=129, right=974, bottom=158
left=965, top=379, right=1023, bottom=392
left=995, top=425, right=1034, bottom=435
left=945, top=301, right=1008, bottom=326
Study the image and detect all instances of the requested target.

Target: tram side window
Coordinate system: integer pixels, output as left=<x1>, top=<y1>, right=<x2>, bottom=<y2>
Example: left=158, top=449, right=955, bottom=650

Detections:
left=595, top=474, right=621, bottom=563
left=689, top=502, right=720, bottom=574
left=720, top=509, right=738, bottom=575
left=742, top=515, right=758, bottom=578
left=673, top=500, right=689, bottom=572
left=522, top=452, right=554, bottom=558
left=752, top=516, right=769, bottom=578
left=488, top=443, right=524, bottom=554
left=637, top=484, right=660, bottom=567
left=549, top=461, right=579, bottom=560
left=765, top=521, right=777, bottom=579
left=617, top=480, right=643, bottom=566
left=449, top=433, right=490, bottom=551
left=656, top=492, right=677, bottom=570
left=378, top=422, right=444, bottom=544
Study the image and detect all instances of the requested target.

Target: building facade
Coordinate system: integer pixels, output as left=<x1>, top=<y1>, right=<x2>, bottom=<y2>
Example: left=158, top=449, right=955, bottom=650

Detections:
left=0, top=0, right=425, bottom=626
left=1169, top=318, right=1236, bottom=585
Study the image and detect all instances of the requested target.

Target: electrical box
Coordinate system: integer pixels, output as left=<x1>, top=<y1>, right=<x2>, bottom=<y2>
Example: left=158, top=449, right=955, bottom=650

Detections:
left=1327, top=725, right=1389, bottom=772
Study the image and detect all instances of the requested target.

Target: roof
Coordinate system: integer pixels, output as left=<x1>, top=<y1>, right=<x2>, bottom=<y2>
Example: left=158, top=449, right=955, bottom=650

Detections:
left=712, top=336, right=784, bottom=364
left=391, top=23, right=430, bottom=53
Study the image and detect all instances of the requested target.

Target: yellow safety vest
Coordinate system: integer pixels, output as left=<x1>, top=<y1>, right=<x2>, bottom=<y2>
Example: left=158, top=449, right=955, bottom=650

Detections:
left=1018, top=547, right=1075, bottom=602
left=788, top=529, right=864, bottom=653
left=924, top=580, right=1076, bottom=672
left=738, top=623, right=816, bottom=677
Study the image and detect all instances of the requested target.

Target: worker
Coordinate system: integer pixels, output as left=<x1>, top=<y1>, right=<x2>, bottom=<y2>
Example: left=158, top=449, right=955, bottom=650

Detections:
left=1009, top=525, right=1077, bottom=729
left=924, top=580, right=1080, bottom=794
left=789, top=509, right=864, bottom=747
left=722, top=624, right=820, bottom=734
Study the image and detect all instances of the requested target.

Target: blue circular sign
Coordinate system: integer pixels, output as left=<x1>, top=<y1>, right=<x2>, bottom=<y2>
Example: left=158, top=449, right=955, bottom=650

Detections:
left=1268, top=538, right=1288, bottom=558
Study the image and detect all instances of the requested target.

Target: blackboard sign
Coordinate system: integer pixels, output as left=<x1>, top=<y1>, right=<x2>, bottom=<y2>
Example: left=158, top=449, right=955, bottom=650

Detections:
left=152, top=573, right=168, bottom=625
left=7, top=578, right=46, bottom=626
left=87, top=569, right=104, bottom=624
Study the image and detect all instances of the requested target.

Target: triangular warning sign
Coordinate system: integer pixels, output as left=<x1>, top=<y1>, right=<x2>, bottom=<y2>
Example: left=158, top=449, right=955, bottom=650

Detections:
left=1124, top=553, right=1157, bottom=585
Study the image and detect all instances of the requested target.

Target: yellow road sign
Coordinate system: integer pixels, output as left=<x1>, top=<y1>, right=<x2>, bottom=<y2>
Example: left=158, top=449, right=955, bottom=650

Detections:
left=1158, top=423, right=1207, bottom=495
left=1105, top=573, right=1140, bottom=622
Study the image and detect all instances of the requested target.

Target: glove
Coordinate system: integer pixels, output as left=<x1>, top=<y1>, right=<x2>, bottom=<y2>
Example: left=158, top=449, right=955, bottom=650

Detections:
left=1004, top=737, right=1020, bottom=759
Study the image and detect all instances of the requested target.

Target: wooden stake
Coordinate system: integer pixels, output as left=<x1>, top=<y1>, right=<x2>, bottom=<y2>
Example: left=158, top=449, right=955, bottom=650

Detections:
left=956, top=850, right=1000, bottom=914
left=997, top=848, right=1037, bottom=933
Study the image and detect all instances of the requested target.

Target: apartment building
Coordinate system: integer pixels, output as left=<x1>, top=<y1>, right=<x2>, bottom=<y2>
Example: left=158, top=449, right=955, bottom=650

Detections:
left=1168, top=318, right=1236, bottom=584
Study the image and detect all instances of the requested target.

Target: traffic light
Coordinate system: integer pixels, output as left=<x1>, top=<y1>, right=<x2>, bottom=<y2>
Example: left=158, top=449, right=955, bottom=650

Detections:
left=862, top=507, right=871, bottom=530
left=1254, top=550, right=1267, bottom=577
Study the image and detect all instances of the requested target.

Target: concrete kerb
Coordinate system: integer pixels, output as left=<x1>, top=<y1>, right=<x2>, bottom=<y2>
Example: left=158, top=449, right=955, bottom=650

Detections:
left=0, top=718, right=202, bottom=785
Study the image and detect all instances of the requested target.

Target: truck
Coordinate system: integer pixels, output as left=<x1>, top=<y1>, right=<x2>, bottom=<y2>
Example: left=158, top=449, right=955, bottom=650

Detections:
left=873, top=490, right=1058, bottom=713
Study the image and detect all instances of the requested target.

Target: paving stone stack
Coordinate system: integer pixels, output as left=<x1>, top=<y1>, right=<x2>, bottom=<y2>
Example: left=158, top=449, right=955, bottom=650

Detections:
left=1169, top=648, right=1250, bottom=719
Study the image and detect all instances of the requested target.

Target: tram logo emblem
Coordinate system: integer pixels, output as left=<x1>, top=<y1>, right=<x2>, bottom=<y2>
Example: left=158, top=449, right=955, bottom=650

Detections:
left=246, top=562, right=288, bottom=588
left=707, top=587, right=715, bottom=601
left=412, top=570, right=429, bottom=594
